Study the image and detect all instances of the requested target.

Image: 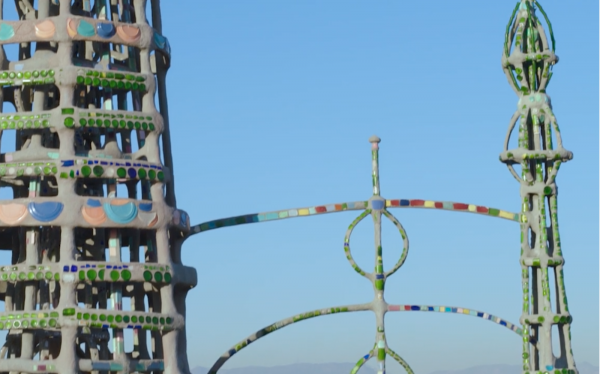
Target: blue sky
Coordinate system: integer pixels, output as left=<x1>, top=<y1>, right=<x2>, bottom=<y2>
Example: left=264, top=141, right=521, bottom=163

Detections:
left=167, top=1, right=599, bottom=373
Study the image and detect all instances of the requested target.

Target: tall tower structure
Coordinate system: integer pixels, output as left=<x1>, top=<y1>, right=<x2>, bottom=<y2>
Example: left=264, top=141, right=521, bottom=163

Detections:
left=500, top=1, right=577, bottom=373
left=0, top=1, right=195, bottom=374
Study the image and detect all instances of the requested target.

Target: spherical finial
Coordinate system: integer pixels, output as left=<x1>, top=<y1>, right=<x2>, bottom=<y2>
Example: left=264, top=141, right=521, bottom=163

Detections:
left=369, top=135, right=381, bottom=144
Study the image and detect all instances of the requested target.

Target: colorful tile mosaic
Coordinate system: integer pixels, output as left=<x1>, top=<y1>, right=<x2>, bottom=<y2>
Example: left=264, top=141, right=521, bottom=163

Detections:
left=387, top=304, right=523, bottom=334
left=385, top=199, right=520, bottom=222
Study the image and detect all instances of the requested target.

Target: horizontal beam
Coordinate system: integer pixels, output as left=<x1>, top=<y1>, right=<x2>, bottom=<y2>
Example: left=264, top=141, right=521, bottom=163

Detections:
left=188, top=199, right=518, bottom=237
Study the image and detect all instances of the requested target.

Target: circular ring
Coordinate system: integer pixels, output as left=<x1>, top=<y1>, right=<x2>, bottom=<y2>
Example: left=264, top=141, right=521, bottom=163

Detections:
left=344, top=209, right=410, bottom=279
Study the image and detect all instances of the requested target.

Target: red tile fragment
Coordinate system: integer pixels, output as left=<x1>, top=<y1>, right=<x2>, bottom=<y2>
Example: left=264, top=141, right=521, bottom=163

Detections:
left=434, top=202, right=443, bottom=209
left=315, top=206, right=326, bottom=213
left=453, top=203, right=468, bottom=210
left=411, top=199, right=425, bottom=206
left=476, top=206, right=488, bottom=213
left=390, top=200, right=400, bottom=206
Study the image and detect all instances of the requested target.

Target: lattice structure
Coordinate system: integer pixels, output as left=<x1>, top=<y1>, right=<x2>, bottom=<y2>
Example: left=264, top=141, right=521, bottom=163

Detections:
left=500, top=1, right=576, bottom=373
left=0, top=1, right=195, bottom=374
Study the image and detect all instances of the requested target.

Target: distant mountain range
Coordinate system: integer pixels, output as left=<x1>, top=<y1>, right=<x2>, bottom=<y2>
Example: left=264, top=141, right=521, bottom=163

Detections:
left=192, top=361, right=599, bottom=374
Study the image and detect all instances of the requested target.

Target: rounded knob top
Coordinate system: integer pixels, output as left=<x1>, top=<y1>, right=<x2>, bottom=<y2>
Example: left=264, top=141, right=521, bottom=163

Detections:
left=369, top=135, right=381, bottom=144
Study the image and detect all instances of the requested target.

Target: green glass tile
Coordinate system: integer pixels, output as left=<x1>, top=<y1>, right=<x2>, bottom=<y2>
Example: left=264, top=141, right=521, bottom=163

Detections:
left=54, top=273, right=60, bottom=281
left=98, top=269, right=105, bottom=280
left=148, top=170, right=156, bottom=179
left=64, top=117, right=75, bottom=128
left=131, top=316, right=137, bottom=323
left=143, top=271, right=152, bottom=281
left=157, top=171, right=165, bottom=181
left=123, top=316, right=130, bottom=323
left=117, top=168, right=127, bottom=178
left=93, top=165, right=104, bottom=177
left=154, top=272, right=163, bottom=282
left=107, top=315, right=114, bottom=322
left=18, top=272, right=25, bottom=280
left=145, top=316, right=151, bottom=323
left=45, top=271, right=52, bottom=280
left=100, top=314, right=106, bottom=321
left=27, top=272, right=34, bottom=280
left=48, top=319, right=56, bottom=327
left=91, top=314, right=98, bottom=321
left=115, top=315, right=122, bottom=323
left=62, top=108, right=75, bottom=115
left=138, top=168, right=147, bottom=179
left=63, top=308, right=76, bottom=316
left=83, top=313, right=90, bottom=320
left=166, top=317, right=173, bottom=324
left=110, top=270, right=119, bottom=281
left=152, top=317, right=158, bottom=324
left=164, top=272, right=171, bottom=283
left=121, top=269, right=131, bottom=281
left=87, top=269, right=97, bottom=281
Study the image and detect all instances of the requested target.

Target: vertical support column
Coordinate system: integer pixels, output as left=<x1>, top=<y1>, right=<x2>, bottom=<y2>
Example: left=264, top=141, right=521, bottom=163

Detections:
left=500, top=1, right=577, bottom=373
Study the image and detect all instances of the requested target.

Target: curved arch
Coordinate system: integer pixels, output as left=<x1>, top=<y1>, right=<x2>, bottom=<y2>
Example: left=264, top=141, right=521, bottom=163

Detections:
left=385, top=199, right=520, bottom=222
left=350, top=349, right=375, bottom=374
left=386, top=346, right=415, bottom=374
left=189, top=200, right=368, bottom=236
left=207, top=303, right=371, bottom=374
left=387, top=304, right=522, bottom=335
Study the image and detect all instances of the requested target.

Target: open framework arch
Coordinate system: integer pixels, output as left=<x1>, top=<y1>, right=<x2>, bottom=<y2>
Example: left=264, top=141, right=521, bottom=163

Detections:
left=187, top=137, right=525, bottom=374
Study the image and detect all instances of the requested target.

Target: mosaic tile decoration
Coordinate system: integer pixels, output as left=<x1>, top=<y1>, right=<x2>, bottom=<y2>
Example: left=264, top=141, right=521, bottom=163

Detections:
left=201, top=137, right=523, bottom=374
left=0, top=1, right=194, bottom=373
left=386, top=305, right=523, bottom=335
